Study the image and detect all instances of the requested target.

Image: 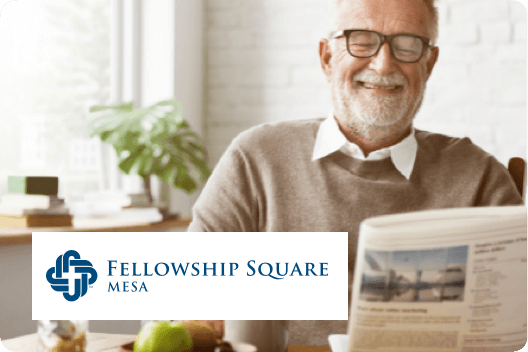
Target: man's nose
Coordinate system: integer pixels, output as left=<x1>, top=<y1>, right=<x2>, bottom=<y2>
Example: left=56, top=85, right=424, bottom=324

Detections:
left=368, top=42, right=396, bottom=76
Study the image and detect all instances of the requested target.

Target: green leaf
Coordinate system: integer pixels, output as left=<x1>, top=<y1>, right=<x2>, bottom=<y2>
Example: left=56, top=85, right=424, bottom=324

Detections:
left=136, top=149, right=156, bottom=178
left=174, top=167, right=197, bottom=193
left=118, top=145, right=147, bottom=174
left=187, top=141, right=207, bottom=155
left=89, top=101, right=134, bottom=113
left=158, top=163, right=176, bottom=183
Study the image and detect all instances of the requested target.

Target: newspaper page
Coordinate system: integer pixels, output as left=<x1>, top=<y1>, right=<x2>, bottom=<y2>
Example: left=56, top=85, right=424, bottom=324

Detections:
left=347, top=206, right=527, bottom=352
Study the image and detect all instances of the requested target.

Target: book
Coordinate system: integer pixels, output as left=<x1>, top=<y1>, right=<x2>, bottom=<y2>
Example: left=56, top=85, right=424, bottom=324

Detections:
left=346, top=206, right=527, bottom=352
left=127, top=193, right=152, bottom=207
left=8, top=176, right=59, bottom=195
left=0, top=204, right=70, bottom=216
left=0, top=214, right=72, bottom=227
left=0, top=194, right=64, bottom=209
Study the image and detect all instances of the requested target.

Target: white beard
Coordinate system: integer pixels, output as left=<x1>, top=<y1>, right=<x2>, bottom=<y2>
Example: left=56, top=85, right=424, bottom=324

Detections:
left=332, top=70, right=425, bottom=134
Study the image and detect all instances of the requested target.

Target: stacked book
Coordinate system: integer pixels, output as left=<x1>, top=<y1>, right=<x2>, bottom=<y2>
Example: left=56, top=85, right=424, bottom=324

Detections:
left=0, top=176, right=72, bottom=227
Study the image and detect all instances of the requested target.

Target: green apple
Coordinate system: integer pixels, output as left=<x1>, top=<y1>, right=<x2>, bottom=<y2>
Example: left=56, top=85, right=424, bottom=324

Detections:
left=134, top=322, right=193, bottom=352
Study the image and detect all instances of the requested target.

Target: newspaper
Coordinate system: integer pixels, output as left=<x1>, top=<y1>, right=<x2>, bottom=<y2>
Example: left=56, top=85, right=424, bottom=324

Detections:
left=347, top=206, right=527, bottom=352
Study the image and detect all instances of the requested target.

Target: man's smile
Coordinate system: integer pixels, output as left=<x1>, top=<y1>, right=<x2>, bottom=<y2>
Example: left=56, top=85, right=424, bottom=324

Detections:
left=357, top=81, right=404, bottom=94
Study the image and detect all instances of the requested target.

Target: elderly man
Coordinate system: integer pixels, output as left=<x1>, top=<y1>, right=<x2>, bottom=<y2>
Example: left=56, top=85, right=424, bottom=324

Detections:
left=189, top=0, right=523, bottom=346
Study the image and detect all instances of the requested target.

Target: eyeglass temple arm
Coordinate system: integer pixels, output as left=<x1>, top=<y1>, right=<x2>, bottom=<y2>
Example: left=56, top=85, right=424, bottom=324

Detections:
left=328, top=30, right=346, bottom=40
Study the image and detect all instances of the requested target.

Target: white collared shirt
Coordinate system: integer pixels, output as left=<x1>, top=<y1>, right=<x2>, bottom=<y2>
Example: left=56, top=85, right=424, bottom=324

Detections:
left=312, top=112, right=418, bottom=180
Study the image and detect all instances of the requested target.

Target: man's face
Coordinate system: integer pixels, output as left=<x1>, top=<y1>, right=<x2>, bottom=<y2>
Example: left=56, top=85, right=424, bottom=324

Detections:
left=320, top=0, right=439, bottom=134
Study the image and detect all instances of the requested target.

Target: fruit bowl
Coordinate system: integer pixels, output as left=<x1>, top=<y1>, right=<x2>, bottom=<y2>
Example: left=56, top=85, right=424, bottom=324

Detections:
left=124, top=320, right=258, bottom=352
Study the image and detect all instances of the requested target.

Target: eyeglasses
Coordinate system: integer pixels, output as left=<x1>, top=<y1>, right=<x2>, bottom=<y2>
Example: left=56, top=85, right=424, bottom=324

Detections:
left=329, top=29, right=432, bottom=63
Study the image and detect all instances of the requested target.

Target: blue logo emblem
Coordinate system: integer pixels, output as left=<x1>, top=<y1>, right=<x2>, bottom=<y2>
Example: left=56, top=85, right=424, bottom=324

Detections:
left=46, top=250, right=98, bottom=302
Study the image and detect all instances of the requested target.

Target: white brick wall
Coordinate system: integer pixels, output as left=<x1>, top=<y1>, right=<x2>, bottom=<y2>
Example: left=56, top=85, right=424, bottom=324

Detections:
left=205, top=0, right=527, bottom=166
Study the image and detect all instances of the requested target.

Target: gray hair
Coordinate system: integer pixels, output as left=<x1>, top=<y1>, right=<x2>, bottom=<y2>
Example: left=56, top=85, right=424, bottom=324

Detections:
left=327, top=0, right=439, bottom=45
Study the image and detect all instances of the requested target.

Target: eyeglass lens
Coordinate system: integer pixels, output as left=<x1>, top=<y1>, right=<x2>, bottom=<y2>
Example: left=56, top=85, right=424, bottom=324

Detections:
left=348, top=31, right=424, bottom=62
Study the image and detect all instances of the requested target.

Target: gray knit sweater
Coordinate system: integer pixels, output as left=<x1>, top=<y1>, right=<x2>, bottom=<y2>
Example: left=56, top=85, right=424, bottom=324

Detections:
left=188, top=118, right=523, bottom=346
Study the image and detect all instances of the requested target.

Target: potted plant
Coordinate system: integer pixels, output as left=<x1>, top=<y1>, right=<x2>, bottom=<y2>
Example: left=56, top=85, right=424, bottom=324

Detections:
left=88, top=98, right=211, bottom=206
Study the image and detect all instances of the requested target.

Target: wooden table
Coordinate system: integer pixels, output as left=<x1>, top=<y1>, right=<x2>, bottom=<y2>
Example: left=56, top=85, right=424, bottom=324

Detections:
left=0, top=217, right=192, bottom=246
left=1, top=333, right=331, bottom=352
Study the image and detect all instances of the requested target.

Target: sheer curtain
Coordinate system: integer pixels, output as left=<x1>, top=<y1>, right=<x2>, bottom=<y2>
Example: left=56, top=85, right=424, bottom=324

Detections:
left=0, top=0, right=111, bottom=200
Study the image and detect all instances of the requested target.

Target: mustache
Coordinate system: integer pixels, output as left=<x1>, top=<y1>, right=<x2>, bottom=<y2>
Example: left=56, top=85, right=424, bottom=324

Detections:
left=353, top=71, right=407, bottom=86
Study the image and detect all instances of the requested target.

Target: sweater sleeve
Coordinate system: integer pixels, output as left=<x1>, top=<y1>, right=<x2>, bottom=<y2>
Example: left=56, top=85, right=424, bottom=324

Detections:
left=188, top=140, right=260, bottom=232
left=475, top=155, right=524, bottom=206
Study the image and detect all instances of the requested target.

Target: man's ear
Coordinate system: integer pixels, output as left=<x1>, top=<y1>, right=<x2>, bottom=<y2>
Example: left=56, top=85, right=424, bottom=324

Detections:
left=319, top=38, right=333, bottom=82
left=425, top=46, right=439, bottom=79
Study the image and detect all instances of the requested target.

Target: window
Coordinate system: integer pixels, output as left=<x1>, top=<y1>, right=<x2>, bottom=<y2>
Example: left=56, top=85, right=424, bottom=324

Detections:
left=0, top=0, right=111, bottom=200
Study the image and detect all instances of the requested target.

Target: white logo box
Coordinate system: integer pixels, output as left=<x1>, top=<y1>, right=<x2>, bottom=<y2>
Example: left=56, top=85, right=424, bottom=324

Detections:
left=33, top=232, right=349, bottom=320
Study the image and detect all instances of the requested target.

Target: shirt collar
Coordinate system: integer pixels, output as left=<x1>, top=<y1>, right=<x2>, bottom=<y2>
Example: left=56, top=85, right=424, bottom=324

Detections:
left=312, top=111, right=418, bottom=180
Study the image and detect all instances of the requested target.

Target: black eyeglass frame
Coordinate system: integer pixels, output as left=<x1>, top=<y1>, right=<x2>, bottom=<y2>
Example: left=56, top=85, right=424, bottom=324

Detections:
left=329, top=29, right=433, bottom=63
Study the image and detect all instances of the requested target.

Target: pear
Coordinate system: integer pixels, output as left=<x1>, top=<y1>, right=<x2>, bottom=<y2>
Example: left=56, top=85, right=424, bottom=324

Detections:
left=178, top=321, right=220, bottom=352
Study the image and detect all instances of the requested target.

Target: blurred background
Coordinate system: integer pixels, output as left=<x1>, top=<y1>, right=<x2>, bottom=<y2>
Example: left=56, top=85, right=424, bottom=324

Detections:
left=0, top=0, right=525, bottom=340
left=1, top=0, right=526, bottom=215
